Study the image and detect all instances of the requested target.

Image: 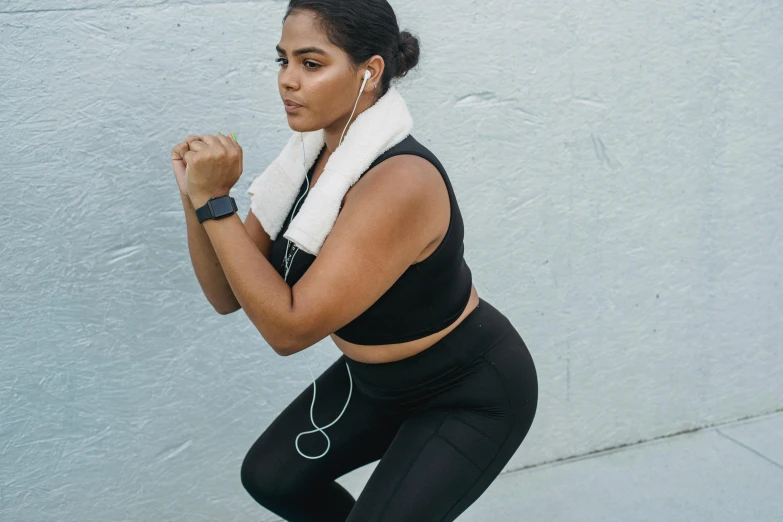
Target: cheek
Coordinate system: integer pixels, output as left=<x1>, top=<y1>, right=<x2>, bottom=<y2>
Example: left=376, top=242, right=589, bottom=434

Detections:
left=306, top=71, right=352, bottom=113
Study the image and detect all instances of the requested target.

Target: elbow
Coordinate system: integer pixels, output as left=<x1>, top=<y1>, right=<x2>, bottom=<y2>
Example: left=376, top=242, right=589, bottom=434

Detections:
left=269, top=302, right=307, bottom=356
left=272, top=344, right=294, bottom=357
left=214, top=304, right=240, bottom=316
left=211, top=296, right=241, bottom=316
left=252, top=301, right=308, bottom=356
left=270, top=335, right=299, bottom=357
left=270, top=328, right=309, bottom=357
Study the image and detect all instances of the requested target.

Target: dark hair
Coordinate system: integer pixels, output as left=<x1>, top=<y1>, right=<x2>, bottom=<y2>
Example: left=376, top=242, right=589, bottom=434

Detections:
left=284, top=0, right=420, bottom=97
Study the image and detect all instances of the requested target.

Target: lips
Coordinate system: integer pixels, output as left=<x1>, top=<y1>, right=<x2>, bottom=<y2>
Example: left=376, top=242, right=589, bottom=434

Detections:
left=284, top=100, right=303, bottom=114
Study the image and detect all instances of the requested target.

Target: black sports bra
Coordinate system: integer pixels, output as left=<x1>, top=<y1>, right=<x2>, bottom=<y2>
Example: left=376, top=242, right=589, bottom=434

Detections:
left=269, top=134, right=473, bottom=345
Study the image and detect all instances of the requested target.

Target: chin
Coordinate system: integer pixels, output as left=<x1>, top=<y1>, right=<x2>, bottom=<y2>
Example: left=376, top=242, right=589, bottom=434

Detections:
left=286, top=116, right=321, bottom=133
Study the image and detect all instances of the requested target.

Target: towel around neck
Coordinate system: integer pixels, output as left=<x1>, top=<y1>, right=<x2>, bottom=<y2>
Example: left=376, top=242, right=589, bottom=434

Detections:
left=247, top=86, right=414, bottom=256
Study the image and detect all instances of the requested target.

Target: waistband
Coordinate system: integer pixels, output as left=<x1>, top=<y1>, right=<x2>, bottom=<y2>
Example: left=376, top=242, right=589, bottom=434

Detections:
left=344, top=298, right=516, bottom=397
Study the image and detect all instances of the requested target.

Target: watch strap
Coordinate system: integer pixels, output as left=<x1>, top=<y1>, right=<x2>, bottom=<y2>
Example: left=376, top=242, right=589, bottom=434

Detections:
left=196, top=195, right=237, bottom=224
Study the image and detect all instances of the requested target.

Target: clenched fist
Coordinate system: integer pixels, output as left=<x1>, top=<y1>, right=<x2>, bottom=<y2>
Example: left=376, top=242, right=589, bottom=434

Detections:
left=171, top=132, right=243, bottom=208
left=171, top=136, right=200, bottom=196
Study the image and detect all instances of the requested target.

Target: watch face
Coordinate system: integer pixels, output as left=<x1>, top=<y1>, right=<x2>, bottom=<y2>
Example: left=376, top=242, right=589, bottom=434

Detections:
left=209, top=197, right=234, bottom=217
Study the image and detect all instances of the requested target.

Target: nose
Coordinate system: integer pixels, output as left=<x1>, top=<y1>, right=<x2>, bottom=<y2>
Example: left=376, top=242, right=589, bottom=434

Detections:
left=278, top=65, right=298, bottom=92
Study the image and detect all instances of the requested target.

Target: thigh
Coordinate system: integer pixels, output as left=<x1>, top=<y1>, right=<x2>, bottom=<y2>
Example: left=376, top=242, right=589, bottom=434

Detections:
left=241, top=355, right=401, bottom=496
left=347, top=333, right=538, bottom=522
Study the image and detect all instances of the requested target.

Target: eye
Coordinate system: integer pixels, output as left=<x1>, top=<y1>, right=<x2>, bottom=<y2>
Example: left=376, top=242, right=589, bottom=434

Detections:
left=275, top=58, right=321, bottom=70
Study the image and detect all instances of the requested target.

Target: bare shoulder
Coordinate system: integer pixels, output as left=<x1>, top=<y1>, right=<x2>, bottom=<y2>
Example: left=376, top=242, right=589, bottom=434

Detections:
left=345, top=153, right=445, bottom=211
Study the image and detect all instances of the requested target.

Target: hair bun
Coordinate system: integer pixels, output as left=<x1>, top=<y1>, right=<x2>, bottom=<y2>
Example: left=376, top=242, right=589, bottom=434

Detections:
left=395, top=30, right=420, bottom=79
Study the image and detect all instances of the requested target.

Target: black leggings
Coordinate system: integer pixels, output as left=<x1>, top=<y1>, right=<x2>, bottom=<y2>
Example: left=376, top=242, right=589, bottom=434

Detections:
left=240, top=298, right=538, bottom=521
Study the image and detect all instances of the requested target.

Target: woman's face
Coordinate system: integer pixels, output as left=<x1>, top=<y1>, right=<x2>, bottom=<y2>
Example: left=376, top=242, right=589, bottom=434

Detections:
left=277, top=10, right=369, bottom=132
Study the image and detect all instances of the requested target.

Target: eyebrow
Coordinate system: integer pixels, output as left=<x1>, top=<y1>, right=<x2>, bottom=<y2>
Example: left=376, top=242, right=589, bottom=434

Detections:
left=276, top=44, right=328, bottom=57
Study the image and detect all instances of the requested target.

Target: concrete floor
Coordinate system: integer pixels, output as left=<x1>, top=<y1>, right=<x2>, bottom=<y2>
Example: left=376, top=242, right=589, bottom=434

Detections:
left=459, top=411, right=783, bottom=521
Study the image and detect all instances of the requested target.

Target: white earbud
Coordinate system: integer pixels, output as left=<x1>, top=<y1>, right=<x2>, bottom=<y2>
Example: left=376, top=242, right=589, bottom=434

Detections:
left=339, top=70, right=372, bottom=147
left=361, top=69, right=372, bottom=92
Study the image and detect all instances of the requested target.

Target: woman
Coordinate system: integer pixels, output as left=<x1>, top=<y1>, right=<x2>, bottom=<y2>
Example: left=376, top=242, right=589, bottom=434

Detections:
left=172, top=1, right=537, bottom=520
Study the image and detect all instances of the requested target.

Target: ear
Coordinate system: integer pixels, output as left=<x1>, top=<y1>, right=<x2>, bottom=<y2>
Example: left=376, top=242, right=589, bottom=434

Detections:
left=363, top=55, right=385, bottom=88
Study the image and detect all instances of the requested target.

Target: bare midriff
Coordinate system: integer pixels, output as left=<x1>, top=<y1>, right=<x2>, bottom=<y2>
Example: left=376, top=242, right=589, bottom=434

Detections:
left=331, top=284, right=479, bottom=364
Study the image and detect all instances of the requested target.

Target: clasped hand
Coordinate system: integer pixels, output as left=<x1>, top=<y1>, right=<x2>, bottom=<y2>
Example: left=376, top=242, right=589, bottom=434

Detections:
left=180, top=133, right=243, bottom=207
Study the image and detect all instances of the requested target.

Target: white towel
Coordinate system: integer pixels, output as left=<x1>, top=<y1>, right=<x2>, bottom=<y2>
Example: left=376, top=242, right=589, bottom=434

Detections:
left=246, top=86, right=414, bottom=256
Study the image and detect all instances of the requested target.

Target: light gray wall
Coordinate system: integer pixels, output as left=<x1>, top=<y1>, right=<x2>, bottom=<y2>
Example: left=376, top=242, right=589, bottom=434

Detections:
left=2, top=1, right=781, bottom=520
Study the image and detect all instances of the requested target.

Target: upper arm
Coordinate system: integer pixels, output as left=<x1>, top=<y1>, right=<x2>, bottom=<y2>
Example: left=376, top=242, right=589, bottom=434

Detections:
left=287, top=155, right=442, bottom=352
left=244, top=208, right=273, bottom=261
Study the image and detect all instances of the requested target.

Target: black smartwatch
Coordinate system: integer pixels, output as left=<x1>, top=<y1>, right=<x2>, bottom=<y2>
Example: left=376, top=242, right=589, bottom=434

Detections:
left=195, top=195, right=238, bottom=224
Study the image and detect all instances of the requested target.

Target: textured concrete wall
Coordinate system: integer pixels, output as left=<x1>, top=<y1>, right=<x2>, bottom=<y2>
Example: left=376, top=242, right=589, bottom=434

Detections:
left=2, top=1, right=781, bottom=520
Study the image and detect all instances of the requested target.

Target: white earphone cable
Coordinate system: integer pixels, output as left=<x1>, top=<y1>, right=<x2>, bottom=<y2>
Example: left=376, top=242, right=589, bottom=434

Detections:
left=287, top=70, right=370, bottom=459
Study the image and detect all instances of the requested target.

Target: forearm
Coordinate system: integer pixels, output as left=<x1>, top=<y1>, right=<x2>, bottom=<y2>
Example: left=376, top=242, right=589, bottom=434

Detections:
left=181, top=193, right=240, bottom=314
left=200, top=211, right=297, bottom=354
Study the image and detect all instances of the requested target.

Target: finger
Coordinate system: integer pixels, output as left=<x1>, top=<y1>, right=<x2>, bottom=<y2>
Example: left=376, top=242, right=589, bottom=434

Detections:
left=228, top=131, right=242, bottom=155
left=219, top=132, right=242, bottom=169
left=226, top=131, right=242, bottom=159
left=187, top=140, right=209, bottom=152
left=233, top=133, right=242, bottom=163
left=171, top=141, right=189, bottom=160
left=214, top=133, right=242, bottom=175
left=197, top=134, right=226, bottom=156
left=173, top=135, right=200, bottom=154
left=199, top=134, right=221, bottom=147
left=214, top=132, right=237, bottom=153
left=182, top=149, right=199, bottom=166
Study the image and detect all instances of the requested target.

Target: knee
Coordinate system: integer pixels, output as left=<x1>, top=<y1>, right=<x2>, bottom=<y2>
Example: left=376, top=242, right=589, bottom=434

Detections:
left=240, top=445, right=300, bottom=504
